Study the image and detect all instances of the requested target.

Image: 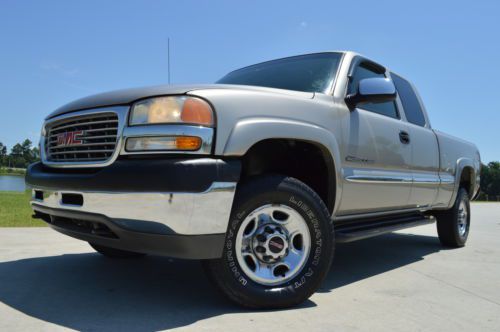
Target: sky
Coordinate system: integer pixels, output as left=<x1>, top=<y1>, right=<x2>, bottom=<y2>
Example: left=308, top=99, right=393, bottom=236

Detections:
left=0, top=0, right=499, bottom=162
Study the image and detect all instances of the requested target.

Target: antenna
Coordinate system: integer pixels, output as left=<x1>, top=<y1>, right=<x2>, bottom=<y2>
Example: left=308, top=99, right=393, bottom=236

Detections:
left=167, top=37, right=171, bottom=84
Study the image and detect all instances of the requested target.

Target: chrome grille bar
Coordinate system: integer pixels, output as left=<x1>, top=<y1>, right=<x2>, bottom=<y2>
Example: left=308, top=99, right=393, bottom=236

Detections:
left=49, top=119, right=118, bottom=133
left=49, top=142, right=116, bottom=149
left=49, top=149, right=115, bottom=156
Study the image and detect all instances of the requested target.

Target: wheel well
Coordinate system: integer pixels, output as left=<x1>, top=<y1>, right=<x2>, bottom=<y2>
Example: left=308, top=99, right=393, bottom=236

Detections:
left=459, top=166, right=474, bottom=195
left=240, top=139, right=336, bottom=212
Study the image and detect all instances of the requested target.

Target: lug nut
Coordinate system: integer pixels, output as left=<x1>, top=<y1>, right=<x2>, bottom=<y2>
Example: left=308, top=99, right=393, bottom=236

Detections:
left=256, top=234, right=266, bottom=242
left=255, top=246, right=266, bottom=253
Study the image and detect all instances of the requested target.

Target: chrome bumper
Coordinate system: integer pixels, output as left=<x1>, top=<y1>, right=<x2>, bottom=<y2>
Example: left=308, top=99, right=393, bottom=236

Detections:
left=30, top=182, right=236, bottom=235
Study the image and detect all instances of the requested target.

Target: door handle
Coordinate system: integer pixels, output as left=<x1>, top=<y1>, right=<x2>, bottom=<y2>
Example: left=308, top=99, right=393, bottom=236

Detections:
left=399, top=131, right=410, bottom=144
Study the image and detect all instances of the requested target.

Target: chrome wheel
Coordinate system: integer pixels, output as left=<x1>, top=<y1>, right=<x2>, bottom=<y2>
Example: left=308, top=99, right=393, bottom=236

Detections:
left=235, top=204, right=311, bottom=286
left=457, top=199, right=468, bottom=237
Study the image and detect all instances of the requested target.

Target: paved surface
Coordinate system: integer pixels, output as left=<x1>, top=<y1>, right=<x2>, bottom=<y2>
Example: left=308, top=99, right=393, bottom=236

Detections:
left=0, top=203, right=499, bottom=332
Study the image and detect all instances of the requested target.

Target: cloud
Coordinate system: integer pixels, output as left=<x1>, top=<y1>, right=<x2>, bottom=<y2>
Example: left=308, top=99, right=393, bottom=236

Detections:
left=38, top=61, right=94, bottom=92
left=40, top=62, right=79, bottom=76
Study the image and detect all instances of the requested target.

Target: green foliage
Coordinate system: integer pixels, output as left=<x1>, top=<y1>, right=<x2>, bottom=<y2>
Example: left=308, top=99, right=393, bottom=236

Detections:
left=0, top=139, right=40, bottom=169
left=479, top=162, right=500, bottom=200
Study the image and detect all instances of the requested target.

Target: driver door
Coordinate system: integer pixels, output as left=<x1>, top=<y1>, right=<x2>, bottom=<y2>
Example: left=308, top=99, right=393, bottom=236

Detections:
left=337, top=60, right=412, bottom=215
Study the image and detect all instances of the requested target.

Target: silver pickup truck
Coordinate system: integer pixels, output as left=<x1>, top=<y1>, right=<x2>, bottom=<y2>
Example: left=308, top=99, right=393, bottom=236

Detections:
left=26, top=51, right=480, bottom=308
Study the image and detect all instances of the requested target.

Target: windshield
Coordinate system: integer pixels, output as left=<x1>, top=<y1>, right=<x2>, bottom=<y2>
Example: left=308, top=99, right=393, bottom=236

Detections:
left=217, top=53, right=342, bottom=93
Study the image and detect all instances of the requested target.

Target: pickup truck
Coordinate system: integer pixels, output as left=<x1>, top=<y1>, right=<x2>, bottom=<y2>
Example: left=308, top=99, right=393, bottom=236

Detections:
left=26, top=51, right=481, bottom=309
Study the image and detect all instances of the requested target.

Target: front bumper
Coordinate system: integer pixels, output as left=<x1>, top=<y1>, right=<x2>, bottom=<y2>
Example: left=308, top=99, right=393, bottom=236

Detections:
left=26, top=158, right=240, bottom=259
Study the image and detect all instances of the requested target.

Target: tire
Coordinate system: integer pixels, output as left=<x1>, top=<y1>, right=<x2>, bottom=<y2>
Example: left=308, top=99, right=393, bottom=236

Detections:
left=89, top=243, right=146, bottom=258
left=436, top=188, right=470, bottom=248
left=203, top=175, right=335, bottom=309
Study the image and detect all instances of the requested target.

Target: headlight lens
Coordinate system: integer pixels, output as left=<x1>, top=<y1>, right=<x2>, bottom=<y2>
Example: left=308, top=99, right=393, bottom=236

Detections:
left=130, top=96, right=214, bottom=126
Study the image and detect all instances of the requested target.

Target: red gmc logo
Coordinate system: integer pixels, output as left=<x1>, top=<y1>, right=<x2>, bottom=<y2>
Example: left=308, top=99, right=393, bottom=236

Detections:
left=56, top=131, right=84, bottom=147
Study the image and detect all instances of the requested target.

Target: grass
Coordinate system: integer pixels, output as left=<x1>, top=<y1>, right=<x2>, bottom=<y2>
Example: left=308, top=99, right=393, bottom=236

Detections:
left=0, top=190, right=46, bottom=227
left=0, top=167, right=26, bottom=176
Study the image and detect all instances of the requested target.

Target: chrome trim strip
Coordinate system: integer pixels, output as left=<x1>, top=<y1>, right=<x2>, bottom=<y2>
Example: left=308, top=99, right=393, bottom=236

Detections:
left=41, top=106, right=129, bottom=168
left=412, top=176, right=441, bottom=185
left=121, top=124, right=213, bottom=155
left=30, top=182, right=236, bottom=235
left=345, top=175, right=412, bottom=184
left=439, top=174, right=455, bottom=184
left=346, top=171, right=452, bottom=186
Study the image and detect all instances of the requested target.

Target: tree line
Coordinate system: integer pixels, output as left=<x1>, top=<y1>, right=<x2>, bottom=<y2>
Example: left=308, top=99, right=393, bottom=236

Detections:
left=0, top=139, right=40, bottom=169
left=479, top=162, right=500, bottom=201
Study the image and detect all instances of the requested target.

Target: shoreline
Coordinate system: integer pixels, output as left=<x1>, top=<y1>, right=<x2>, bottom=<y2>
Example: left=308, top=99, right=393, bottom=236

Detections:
left=0, top=169, right=26, bottom=176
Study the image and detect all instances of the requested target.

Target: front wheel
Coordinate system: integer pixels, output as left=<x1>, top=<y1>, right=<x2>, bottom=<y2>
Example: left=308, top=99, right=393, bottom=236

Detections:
left=203, top=175, right=335, bottom=309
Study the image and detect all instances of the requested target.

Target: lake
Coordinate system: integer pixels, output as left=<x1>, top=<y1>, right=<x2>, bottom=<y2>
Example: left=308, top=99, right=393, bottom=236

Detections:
left=0, top=175, right=26, bottom=192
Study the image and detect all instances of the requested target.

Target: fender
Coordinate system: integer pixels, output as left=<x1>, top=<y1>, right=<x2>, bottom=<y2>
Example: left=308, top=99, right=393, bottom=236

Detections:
left=222, top=117, right=343, bottom=216
left=447, top=157, right=478, bottom=208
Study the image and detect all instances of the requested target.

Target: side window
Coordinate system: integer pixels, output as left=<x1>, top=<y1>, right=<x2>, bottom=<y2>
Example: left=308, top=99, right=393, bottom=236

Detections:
left=391, top=73, right=426, bottom=127
left=348, top=64, right=399, bottom=119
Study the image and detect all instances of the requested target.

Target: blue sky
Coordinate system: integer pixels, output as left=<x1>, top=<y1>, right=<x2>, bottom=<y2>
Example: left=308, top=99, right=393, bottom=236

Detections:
left=0, top=0, right=498, bottom=162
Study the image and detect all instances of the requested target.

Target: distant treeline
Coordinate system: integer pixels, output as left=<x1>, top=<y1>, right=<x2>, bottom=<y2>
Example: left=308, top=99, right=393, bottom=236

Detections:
left=479, top=162, right=500, bottom=201
left=0, top=139, right=40, bottom=169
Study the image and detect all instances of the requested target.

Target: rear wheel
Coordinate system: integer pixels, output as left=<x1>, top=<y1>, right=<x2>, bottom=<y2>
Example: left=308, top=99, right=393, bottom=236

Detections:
left=89, top=243, right=146, bottom=258
left=203, top=175, right=335, bottom=309
left=435, top=188, right=470, bottom=247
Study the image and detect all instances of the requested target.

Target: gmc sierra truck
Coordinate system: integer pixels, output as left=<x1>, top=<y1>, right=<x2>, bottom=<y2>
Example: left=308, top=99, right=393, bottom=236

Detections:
left=26, top=51, right=480, bottom=309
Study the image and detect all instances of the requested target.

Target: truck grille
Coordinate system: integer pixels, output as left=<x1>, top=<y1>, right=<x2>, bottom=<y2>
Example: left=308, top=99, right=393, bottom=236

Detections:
left=45, top=113, right=119, bottom=163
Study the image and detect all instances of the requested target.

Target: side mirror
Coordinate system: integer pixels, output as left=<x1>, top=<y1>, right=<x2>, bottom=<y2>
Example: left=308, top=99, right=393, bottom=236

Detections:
left=345, top=77, right=397, bottom=109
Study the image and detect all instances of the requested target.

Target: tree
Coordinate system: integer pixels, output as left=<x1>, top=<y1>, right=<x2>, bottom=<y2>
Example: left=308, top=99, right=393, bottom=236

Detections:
left=0, top=142, right=7, bottom=166
left=0, top=139, right=41, bottom=169
left=32, top=146, right=40, bottom=160
left=480, top=162, right=500, bottom=199
left=0, top=142, right=6, bottom=157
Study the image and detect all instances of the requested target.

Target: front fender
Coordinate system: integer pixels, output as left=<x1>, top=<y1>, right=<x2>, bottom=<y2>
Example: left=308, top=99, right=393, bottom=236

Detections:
left=222, top=117, right=343, bottom=215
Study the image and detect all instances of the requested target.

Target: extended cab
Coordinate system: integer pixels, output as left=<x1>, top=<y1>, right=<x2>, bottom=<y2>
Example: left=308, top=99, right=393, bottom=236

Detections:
left=26, top=51, right=480, bottom=308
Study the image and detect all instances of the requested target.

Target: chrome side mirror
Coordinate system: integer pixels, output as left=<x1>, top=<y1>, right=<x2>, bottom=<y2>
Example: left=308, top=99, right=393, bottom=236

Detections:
left=345, top=77, right=397, bottom=109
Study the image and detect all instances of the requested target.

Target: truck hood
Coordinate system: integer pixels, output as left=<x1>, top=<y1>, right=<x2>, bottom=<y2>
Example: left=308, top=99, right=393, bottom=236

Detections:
left=47, top=84, right=314, bottom=119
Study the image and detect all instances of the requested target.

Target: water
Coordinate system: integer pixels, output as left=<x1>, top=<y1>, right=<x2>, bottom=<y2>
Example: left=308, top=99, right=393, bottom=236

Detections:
left=0, top=175, right=26, bottom=192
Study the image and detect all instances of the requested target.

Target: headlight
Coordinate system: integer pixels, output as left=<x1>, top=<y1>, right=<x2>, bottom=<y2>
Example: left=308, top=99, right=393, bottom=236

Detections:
left=130, top=96, right=214, bottom=126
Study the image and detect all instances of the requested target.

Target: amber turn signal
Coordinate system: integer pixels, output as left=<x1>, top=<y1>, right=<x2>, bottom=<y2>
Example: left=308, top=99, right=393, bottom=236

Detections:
left=181, top=98, right=214, bottom=126
left=175, top=136, right=202, bottom=150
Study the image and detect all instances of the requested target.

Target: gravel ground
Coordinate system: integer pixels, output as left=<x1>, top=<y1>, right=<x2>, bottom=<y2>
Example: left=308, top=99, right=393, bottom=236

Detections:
left=0, top=203, right=499, bottom=331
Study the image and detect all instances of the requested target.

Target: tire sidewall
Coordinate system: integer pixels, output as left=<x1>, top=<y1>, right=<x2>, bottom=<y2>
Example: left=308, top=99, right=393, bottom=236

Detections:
left=220, top=178, right=334, bottom=306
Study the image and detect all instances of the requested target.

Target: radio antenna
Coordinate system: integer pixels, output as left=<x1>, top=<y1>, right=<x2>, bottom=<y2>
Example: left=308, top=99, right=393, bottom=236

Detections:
left=167, top=37, right=171, bottom=84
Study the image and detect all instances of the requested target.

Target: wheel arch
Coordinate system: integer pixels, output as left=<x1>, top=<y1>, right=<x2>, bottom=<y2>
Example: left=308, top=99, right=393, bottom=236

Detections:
left=222, top=118, right=342, bottom=215
left=449, top=158, right=478, bottom=205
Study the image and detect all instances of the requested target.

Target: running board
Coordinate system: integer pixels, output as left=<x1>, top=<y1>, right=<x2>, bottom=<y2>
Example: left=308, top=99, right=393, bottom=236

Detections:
left=335, top=214, right=435, bottom=243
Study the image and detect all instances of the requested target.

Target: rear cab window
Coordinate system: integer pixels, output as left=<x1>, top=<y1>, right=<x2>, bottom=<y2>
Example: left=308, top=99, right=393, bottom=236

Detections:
left=391, top=73, right=427, bottom=127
